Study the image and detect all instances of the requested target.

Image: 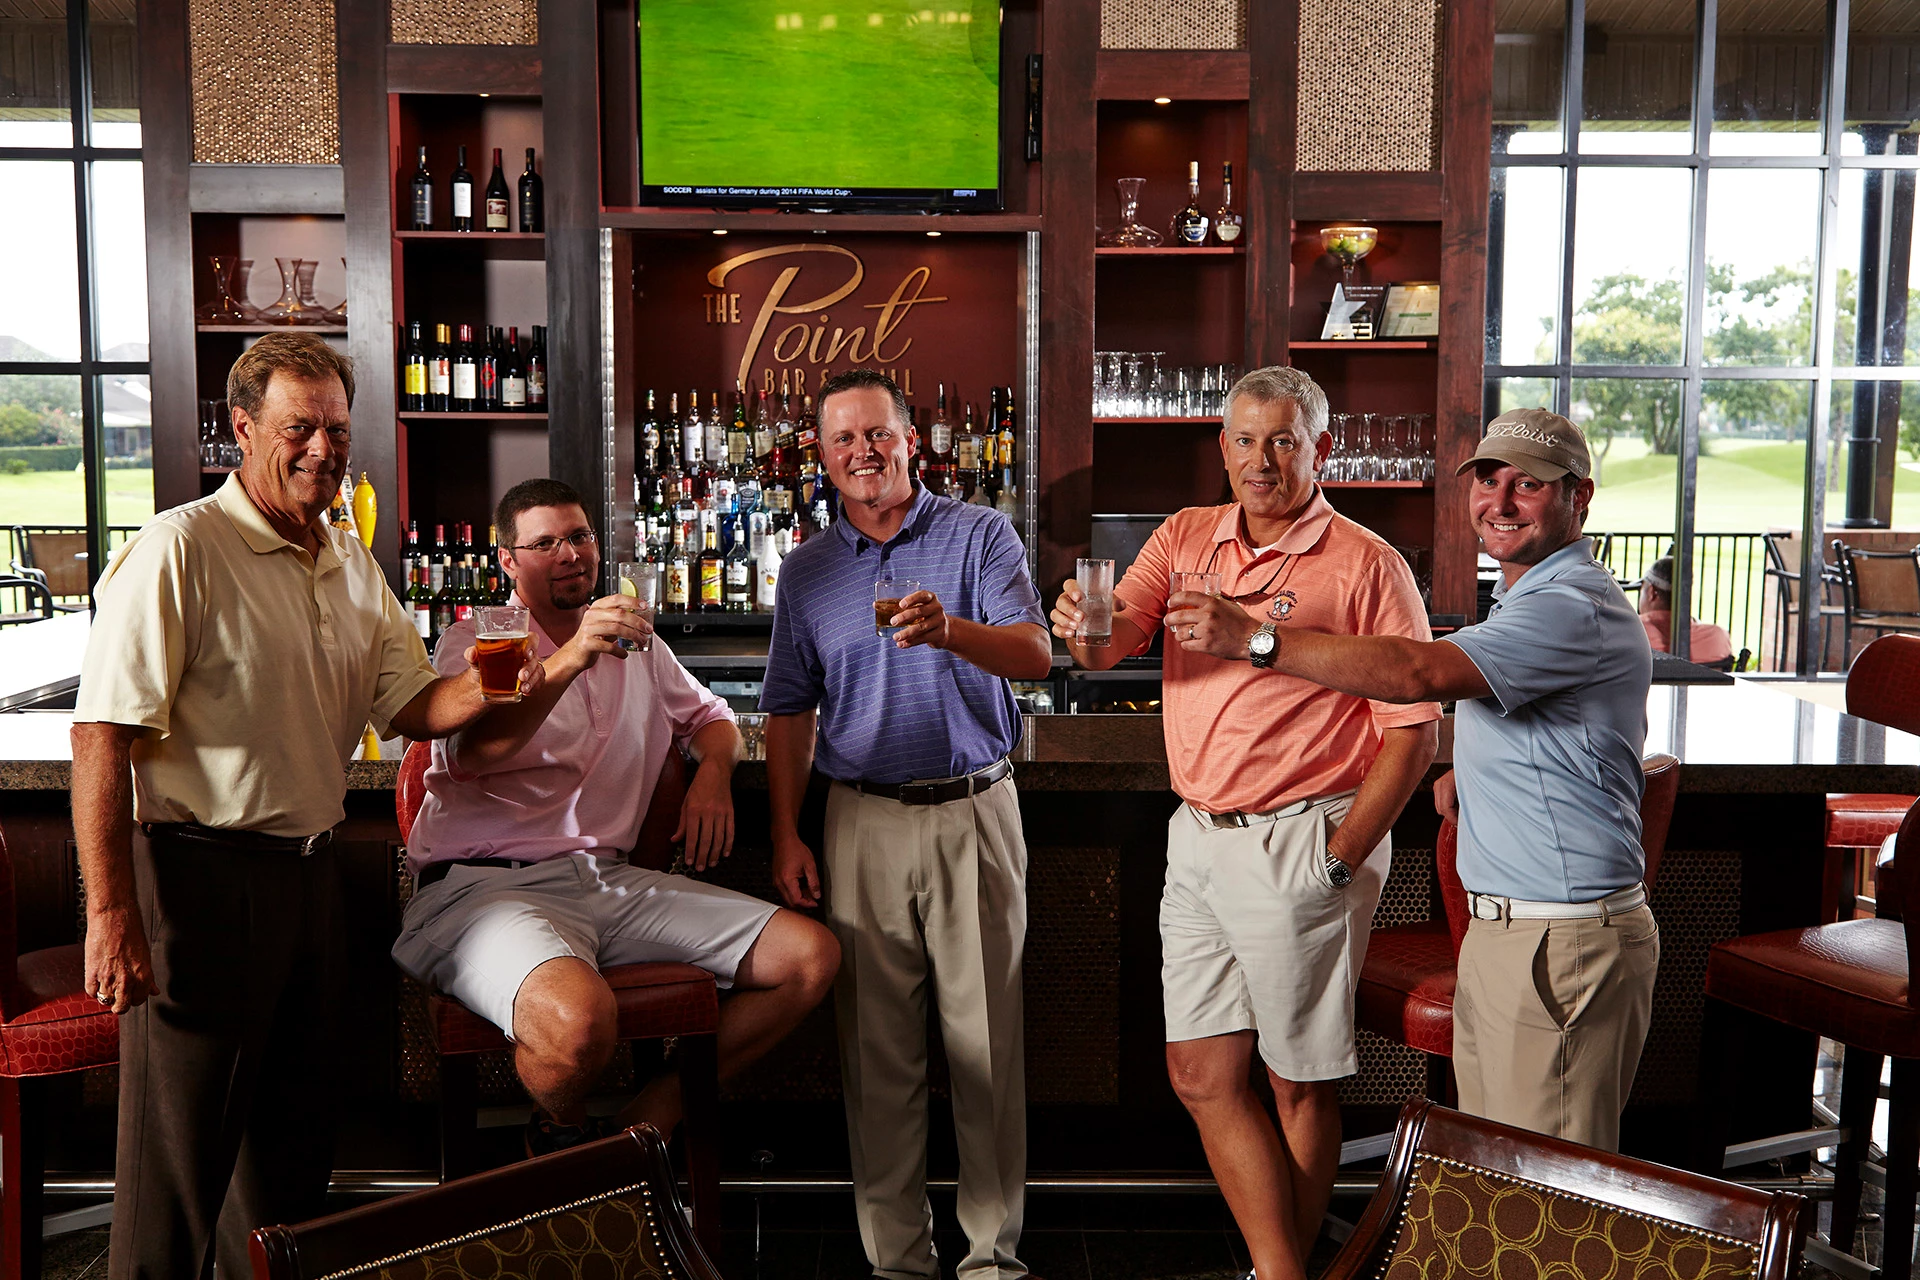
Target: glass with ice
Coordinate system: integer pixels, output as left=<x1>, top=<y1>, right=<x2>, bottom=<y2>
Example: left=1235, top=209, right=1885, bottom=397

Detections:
left=1075, top=557, right=1115, bottom=647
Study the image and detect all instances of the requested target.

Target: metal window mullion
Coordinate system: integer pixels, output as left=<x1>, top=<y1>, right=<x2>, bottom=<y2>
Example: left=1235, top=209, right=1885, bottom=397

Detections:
left=1555, top=0, right=1583, bottom=420
left=1672, top=0, right=1717, bottom=663
left=1800, top=0, right=1850, bottom=673
left=67, top=0, right=110, bottom=587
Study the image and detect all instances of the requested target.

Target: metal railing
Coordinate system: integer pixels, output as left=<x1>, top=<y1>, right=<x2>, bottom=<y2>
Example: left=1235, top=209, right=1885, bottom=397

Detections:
left=1591, top=531, right=1769, bottom=662
left=2, top=524, right=142, bottom=613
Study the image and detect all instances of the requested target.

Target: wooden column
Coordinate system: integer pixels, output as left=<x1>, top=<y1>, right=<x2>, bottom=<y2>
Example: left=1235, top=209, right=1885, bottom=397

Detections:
left=541, top=0, right=604, bottom=527
left=1036, top=0, right=1098, bottom=590
left=137, top=0, right=198, bottom=515
left=1245, top=0, right=1299, bottom=369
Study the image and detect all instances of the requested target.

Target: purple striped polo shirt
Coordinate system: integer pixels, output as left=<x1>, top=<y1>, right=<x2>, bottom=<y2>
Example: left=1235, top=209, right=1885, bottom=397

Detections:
left=759, top=484, right=1045, bottom=785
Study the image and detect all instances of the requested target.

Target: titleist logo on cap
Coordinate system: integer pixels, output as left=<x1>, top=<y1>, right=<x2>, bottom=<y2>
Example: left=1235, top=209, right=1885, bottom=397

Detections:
left=1487, top=421, right=1564, bottom=447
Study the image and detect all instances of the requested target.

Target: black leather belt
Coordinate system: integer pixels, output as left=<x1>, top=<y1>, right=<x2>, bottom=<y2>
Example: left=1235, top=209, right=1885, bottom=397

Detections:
left=844, top=758, right=1013, bottom=806
left=416, top=857, right=535, bottom=890
left=143, top=821, right=334, bottom=857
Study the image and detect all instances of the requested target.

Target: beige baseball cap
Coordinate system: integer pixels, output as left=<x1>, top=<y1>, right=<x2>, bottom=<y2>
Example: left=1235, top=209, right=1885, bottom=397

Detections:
left=1455, top=407, right=1592, bottom=482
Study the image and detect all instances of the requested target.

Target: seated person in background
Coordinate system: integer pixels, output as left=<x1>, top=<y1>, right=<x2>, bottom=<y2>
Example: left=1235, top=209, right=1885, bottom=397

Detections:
left=393, top=478, right=839, bottom=1155
left=1637, top=556, right=1734, bottom=664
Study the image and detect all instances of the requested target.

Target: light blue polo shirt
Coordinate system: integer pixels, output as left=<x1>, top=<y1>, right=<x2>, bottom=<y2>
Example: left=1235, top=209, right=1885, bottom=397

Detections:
left=1442, top=538, right=1653, bottom=903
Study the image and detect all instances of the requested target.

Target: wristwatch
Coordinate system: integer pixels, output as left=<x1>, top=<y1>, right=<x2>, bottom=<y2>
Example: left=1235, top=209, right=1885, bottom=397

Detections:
left=1325, top=851, right=1354, bottom=888
left=1248, top=622, right=1278, bottom=668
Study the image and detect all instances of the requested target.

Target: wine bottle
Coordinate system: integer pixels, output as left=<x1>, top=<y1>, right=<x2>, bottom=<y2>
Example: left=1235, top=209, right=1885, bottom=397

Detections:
left=450, top=145, right=475, bottom=233
left=406, top=566, right=433, bottom=642
left=484, top=147, right=510, bottom=232
left=402, top=320, right=428, bottom=411
left=501, top=325, right=528, bottom=410
left=518, top=147, right=544, bottom=232
left=930, top=382, right=954, bottom=462
left=526, top=325, right=547, bottom=408
left=428, top=323, right=453, bottom=412
left=478, top=325, right=501, bottom=410
left=451, top=323, right=479, bottom=411
left=1214, top=162, right=1245, bottom=246
left=1171, top=160, right=1210, bottom=246
left=408, top=146, right=432, bottom=231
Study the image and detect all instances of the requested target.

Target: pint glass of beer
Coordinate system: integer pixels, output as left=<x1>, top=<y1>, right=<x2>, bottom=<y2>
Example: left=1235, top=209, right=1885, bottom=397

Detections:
left=474, top=604, right=534, bottom=703
left=874, top=577, right=920, bottom=637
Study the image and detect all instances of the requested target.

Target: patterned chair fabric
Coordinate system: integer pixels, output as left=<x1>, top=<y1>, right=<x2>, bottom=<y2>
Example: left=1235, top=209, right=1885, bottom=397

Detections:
left=324, top=1185, right=676, bottom=1280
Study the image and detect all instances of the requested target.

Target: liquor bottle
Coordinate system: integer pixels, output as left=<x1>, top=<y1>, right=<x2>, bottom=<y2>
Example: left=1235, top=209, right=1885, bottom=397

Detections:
left=698, top=515, right=724, bottom=612
left=664, top=522, right=691, bottom=612
left=484, top=148, right=511, bottom=232
left=995, top=472, right=1019, bottom=518
left=727, top=383, right=753, bottom=475
left=451, top=323, right=479, bottom=411
left=954, top=401, right=982, bottom=497
left=450, top=145, right=475, bottom=233
left=641, top=389, right=661, bottom=475
left=402, top=321, right=429, bottom=411
left=1171, top=160, right=1211, bottom=246
left=478, top=326, right=502, bottom=410
left=408, top=146, right=433, bottom=231
left=704, top=388, right=726, bottom=474
left=752, top=388, right=776, bottom=466
left=1214, top=162, right=1244, bottom=246
left=518, top=148, right=543, bottom=232
left=501, top=325, right=528, bottom=409
left=406, top=566, right=433, bottom=642
left=526, top=325, right=547, bottom=409
left=996, top=388, right=1019, bottom=471
left=771, top=375, right=797, bottom=484
left=662, top=392, right=683, bottom=481
left=673, top=476, right=699, bottom=536
left=929, top=383, right=954, bottom=462
left=723, top=520, right=752, bottom=612
left=756, top=499, right=787, bottom=612
left=430, top=563, right=456, bottom=647
left=428, top=323, right=453, bottom=412
left=681, top=390, right=705, bottom=475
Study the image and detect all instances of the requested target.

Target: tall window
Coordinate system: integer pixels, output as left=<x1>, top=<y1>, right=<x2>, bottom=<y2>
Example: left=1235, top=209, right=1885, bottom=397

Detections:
left=1485, top=0, right=1919, bottom=672
left=0, top=0, right=148, bottom=594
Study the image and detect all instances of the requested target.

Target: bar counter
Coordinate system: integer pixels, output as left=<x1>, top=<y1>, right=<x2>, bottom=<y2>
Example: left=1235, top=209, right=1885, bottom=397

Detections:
left=0, top=678, right=1911, bottom=1174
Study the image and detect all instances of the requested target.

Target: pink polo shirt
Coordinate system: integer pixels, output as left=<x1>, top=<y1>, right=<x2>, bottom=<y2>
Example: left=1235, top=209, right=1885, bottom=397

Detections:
left=1112, top=489, right=1441, bottom=815
left=405, top=596, right=734, bottom=874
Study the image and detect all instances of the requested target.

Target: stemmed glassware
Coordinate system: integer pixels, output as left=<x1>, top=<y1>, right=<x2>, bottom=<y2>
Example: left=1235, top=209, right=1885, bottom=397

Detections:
left=1325, top=411, right=1437, bottom=481
left=258, top=258, right=310, bottom=325
left=322, top=257, right=348, bottom=325
left=1319, top=225, right=1379, bottom=291
left=1098, top=178, right=1163, bottom=248
left=195, top=256, right=250, bottom=325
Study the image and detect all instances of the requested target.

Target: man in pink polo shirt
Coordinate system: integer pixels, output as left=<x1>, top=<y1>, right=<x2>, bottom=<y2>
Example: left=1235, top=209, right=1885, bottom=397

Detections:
left=394, top=479, right=839, bottom=1156
left=1052, top=367, right=1440, bottom=1280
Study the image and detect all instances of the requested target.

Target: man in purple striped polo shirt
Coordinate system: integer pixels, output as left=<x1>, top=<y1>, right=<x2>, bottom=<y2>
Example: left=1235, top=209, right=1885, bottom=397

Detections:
left=762, top=369, right=1051, bottom=1280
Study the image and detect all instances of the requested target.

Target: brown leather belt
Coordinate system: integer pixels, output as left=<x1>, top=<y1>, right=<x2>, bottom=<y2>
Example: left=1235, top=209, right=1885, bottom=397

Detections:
left=843, top=758, right=1013, bottom=806
left=143, top=821, right=334, bottom=857
left=416, top=857, right=536, bottom=890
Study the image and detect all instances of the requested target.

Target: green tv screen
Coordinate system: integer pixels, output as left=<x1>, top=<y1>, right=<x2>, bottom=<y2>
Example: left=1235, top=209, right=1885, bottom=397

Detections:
left=639, top=0, right=1002, bottom=210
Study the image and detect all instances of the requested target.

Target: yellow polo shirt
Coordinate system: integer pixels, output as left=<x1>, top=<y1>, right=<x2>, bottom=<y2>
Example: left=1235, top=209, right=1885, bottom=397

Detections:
left=74, top=473, right=438, bottom=837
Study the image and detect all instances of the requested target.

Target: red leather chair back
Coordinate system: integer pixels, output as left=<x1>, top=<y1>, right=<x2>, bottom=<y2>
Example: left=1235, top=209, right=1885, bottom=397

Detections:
left=1640, top=753, right=1681, bottom=890
left=1894, top=803, right=1920, bottom=977
left=394, top=738, right=688, bottom=868
left=1848, top=635, right=1920, bottom=737
left=1435, top=819, right=1469, bottom=956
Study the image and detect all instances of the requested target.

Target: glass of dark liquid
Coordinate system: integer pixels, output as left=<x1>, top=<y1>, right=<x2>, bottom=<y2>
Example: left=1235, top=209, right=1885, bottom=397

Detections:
left=874, top=577, right=920, bottom=638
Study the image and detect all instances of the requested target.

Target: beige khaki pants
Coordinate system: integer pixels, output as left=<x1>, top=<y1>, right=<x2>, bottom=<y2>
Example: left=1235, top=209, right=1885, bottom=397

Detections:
left=824, top=776, right=1028, bottom=1280
left=1453, top=903, right=1660, bottom=1152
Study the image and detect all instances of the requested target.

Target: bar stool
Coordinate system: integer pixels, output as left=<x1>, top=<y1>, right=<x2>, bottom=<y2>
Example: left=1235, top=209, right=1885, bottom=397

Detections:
left=0, top=820, right=121, bottom=1280
left=1351, top=754, right=1680, bottom=1118
left=1703, top=797, right=1920, bottom=1276
left=394, top=740, right=723, bottom=1255
left=1825, top=636, right=1920, bottom=921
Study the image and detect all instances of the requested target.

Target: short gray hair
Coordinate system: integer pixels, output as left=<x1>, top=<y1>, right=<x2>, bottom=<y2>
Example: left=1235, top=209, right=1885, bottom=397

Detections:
left=1223, top=366, right=1330, bottom=438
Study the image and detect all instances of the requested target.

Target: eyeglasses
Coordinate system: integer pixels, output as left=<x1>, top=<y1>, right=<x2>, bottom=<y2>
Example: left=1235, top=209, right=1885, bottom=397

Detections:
left=505, top=530, right=597, bottom=556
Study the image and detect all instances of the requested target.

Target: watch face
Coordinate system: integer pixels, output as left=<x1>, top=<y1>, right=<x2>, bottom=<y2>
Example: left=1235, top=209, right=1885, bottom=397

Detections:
left=1250, top=630, right=1276, bottom=655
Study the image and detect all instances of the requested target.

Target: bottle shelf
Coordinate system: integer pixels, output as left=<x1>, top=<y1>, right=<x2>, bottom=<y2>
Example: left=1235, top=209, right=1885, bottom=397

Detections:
left=1322, top=480, right=1434, bottom=489
left=196, top=323, right=348, bottom=334
left=654, top=611, right=776, bottom=632
left=1288, top=340, right=1437, bottom=351
left=398, top=411, right=549, bottom=422
left=394, top=230, right=546, bottom=261
left=1094, top=416, right=1222, bottom=425
left=1095, top=246, right=1244, bottom=257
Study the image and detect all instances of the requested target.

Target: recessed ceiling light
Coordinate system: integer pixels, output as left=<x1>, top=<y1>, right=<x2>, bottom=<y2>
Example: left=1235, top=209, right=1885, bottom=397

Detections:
left=712, top=228, right=728, bottom=235
left=1153, top=96, right=1172, bottom=105
left=927, top=230, right=942, bottom=237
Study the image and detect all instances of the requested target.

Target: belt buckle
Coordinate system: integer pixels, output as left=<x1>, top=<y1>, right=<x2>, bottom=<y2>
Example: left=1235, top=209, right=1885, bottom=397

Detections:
left=1209, top=811, right=1249, bottom=829
left=1469, top=892, right=1508, bottom=922
left=897, top=782, right=936, bottom=805
left=299, top=831, right=329, bottom=857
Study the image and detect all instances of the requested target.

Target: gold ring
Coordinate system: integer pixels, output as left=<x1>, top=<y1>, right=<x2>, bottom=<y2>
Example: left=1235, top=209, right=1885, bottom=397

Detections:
left=95, top=991, right=112, bottom=1005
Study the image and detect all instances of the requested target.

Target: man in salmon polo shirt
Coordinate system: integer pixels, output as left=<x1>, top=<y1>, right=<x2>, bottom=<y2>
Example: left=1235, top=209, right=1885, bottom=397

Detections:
left=1051, top=366, right=1440, bottom=1280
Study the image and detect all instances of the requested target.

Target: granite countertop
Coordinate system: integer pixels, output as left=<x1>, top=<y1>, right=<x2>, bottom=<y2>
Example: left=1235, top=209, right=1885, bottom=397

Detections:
left=4, top=680, right=1918, bottom=794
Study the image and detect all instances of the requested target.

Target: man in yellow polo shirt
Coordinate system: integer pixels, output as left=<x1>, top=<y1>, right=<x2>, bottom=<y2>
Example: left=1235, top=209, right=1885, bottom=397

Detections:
left=71, top=333, right=512, bottom=1280
left=1052, top=366, right=1439, bottom=1280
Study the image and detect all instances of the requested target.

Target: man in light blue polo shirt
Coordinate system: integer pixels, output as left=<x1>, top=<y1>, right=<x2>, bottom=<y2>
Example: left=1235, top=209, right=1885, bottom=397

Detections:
left=762, top=368, right=1052, bottom=1280
left=1240, top=407, right=1657, bottom=1151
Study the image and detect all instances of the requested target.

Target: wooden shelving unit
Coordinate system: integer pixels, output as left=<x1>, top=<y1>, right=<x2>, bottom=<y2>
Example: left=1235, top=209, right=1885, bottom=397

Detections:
left=196, top=323, right=348, bottom=334
left=1095, top=246, right=1244, bottom=257
left=398, top=411, right=549, bottom=423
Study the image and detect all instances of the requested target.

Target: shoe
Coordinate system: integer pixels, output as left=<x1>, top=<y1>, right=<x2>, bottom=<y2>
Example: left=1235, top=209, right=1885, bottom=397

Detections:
left=524, top=1111, right=617, bottom=1158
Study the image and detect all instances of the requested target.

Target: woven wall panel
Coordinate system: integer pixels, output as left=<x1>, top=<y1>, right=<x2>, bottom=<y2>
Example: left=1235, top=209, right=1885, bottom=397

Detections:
left=188, top=0, right=338, bottom=163
left=1297, top=0, right=1443, bottom=171
left=391, top=0, right=536, bottom=46
left=1101, top=0, right=1247, bottom=50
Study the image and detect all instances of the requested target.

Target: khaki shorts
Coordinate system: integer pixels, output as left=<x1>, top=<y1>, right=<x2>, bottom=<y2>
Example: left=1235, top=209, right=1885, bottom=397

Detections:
left=1159, top=793, right=1387, bottom=1081
left=391, top=852, right=778, bottom=1039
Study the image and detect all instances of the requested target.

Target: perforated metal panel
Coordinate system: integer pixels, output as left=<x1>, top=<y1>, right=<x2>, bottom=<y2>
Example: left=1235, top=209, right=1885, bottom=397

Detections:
left=390, top=0, right=536, bottom=46
left=1100, top=0, right=1247, bottom=50
left=187, top=0, right=338, bottom=163
left=1630, top=847, right=1744, bottom=1105
left=1296, top=0, right=1443, bottom=171
left=1341, top=846, right=1436, bottom=1105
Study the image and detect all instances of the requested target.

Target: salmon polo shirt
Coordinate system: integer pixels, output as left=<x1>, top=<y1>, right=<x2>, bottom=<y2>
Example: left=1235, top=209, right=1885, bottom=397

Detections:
left=1111, top=488, right=1441, bottom=815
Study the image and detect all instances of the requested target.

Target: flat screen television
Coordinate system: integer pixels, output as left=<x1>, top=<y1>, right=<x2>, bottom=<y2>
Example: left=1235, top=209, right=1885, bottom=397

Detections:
left=638, top=0, right=1003, bottom=212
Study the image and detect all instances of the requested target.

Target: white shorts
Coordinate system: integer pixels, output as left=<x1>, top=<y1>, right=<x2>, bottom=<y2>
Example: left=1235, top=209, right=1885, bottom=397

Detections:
left=391, top=852, right=778, bottom=1039
left=1159, top=793, right=1387, bottom=1081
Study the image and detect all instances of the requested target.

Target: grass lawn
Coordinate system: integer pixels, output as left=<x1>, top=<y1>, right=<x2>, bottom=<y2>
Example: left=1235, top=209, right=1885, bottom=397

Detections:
left=1588, top=436, right=1920, bottom=533
left=0, top=468, right=154, bottom=528
left=640, top=0, right=1000, bottom=190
